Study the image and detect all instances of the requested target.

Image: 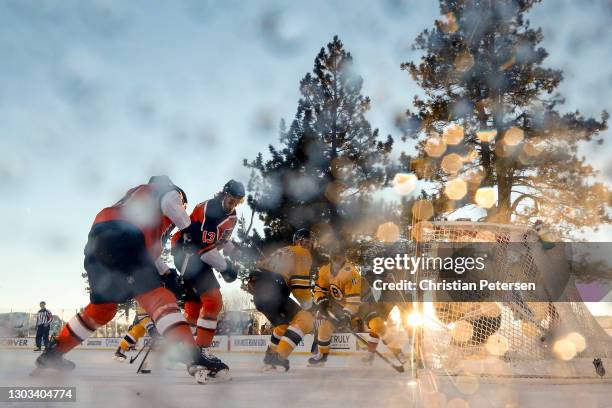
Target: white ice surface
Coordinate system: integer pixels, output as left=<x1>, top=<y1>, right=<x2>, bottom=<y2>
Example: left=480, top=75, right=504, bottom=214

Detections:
left=0, top=349, right=611, bottom=408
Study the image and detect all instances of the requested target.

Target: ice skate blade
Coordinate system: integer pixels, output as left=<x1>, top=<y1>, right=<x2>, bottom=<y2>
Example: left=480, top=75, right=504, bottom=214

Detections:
left=307, top=363, right=326, bottom=368
left=261, top=364, right=277, bottom=372
left=262, top=364, right=290, bottom=373
left=113, top=356, right=127, bottom=363
left=195, top=369, right=232, bottom=384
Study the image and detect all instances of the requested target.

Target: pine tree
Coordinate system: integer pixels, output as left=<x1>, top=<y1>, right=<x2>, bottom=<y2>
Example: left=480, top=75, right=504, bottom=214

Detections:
left=233, top=212, right=265, bottom=277
left=245, top=36, right=393, bottom=250
left=399, top=0, right=609, bottom=237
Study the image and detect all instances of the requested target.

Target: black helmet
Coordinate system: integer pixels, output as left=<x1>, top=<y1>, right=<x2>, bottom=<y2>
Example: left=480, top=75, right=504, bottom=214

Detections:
left=223, top=179, right=245, bottom=198
left=148, top=175, right=173, bottom=185
left=293, top=228, right=313, bottom=244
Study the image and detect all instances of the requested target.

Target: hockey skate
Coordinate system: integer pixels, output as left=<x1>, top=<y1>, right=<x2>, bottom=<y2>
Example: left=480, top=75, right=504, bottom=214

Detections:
left=262, top=348, right=290, bottom=372
left=392, top=350, right=408, bottom=365
left=307, top=352, right=328, bottom=367
left=199, top=347, right=223, bottom=363
left=113, top=347, right=127, bottom=362
left=262, top=346, right=277, bottom=371
left=31, top=341, right=75, bottom=376
left=361, top=352, right=375, bottom=365
left=187, top=347, right=231, bottom=384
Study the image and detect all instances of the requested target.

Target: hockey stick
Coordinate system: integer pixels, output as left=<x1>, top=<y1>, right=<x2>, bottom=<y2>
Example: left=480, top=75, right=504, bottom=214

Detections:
left=136, top=343, right=152, bottom=374
left=322, top=303, right=405, bottom=373
left=310, top=326, right=318, bottom=355
left=129, top=343, right=147, bottom=364
left=350, top=328, right=405, bottom=373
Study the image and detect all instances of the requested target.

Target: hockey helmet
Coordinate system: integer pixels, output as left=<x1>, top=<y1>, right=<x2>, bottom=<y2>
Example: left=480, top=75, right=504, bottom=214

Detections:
left=223, top=179, right=245, bottom=198
left=293, top=228, right=314, bottom=244
left=148, top=175, right=173, bottom=185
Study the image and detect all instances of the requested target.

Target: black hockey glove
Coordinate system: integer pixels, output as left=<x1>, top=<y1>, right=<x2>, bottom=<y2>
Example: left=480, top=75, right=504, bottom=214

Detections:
left=314, top=298, right=330, bottom=316
left=145, top=323, right=159, bottom=338
left=175, top=222, right=202, bottom=255
left=329, top=307, right=352, bottom=329
left=321, top=300, right=351, bottom=328
left=220, top=262, right=238, bottom=283
left=161, top=268, right=184, bottom=299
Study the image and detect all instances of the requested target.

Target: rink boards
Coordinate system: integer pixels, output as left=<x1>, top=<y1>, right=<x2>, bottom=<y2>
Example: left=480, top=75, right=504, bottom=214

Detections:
left=0, top=334, right=387, bottom=354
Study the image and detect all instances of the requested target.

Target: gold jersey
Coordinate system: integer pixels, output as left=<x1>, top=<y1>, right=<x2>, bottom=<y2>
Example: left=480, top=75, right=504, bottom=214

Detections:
left=255, top=245, right=313, bottom=306
left=314, top=260, right=361, bottom=314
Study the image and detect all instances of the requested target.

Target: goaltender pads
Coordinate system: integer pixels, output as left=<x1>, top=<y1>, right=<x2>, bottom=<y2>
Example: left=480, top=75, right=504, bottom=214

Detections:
left=410, top=222, right=611, bottom=379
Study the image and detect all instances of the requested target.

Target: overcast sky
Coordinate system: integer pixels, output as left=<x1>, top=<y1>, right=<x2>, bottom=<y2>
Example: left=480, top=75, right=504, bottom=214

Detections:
left=0, top=0, right=611, bottom=312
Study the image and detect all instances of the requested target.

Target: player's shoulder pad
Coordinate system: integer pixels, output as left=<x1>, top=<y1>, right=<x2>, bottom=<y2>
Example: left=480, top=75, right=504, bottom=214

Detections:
left=206, top=197, right=226, bottom=218
left=317, top=262, right=331, bottom=276
left=153, top=182, right=182, bottom=198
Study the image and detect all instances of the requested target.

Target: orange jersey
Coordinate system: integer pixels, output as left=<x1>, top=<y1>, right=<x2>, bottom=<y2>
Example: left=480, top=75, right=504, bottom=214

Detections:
left=171, top=196, right=237, bottom=255
left=93, top=184, right=177, bottom=259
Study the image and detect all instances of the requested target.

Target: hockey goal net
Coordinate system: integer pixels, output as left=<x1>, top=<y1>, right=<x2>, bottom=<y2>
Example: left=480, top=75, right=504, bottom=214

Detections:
left=411, top=221, right=611, bottom=379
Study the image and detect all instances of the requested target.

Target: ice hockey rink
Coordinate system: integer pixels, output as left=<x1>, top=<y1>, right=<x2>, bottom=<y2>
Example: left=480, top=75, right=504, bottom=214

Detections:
left=1, top=349, right=611, bottom=408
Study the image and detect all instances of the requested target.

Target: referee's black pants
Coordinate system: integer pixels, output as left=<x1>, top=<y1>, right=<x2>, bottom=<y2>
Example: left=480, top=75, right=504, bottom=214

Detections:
left=35, top=325, right=50, bottom=349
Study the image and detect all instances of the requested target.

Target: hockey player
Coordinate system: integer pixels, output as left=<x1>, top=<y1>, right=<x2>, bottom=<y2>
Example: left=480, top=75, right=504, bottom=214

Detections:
left=171, top=180, right=243, bottom=370
left=113, top=266, right=184, bottom=364
left=308, top=249, right=361, bottom=367
left=35, top=176, right=228, bottom=383
left=360, top=302, right=409, bottom=365
left=247, top=228, right=316, bottom=371
left=113, top=305, right=156, bottom=362
left=359, top=262, right=411, bottom=365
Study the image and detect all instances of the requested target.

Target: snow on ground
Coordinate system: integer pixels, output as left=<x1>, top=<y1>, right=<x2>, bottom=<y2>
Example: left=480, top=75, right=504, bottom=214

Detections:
left=0, top=349, right=611, bottom=408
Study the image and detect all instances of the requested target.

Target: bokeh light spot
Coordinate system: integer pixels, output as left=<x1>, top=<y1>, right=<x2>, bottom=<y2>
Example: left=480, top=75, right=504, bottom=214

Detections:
left=441, top=153, right=463, bottom=174
left=474, top=187, right=497, bottom=208
left=566, top=332, right=586, bottom=353
left=476, top=129, right=497, bottom=143
left=503, top=127, right=524, bottom=146
left=425, top=135, right=447, bottom=157
left=443, top=124, right=464, bottom=145
left=485, top=334, right=509, bottom=356
left=411, top=200, right=434, bottom=221
left=376, top=222, right=400, bottom=243
left=392, top=173, right=417, bottom=196
left=444, top=178, right=467, bottom=200
left=553, top=339, right=577, bottom=360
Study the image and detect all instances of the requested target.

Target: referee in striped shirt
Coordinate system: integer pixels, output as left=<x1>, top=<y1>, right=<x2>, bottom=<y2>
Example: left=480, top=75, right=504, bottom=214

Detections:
left=34, top=301, right=53, bottom=351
